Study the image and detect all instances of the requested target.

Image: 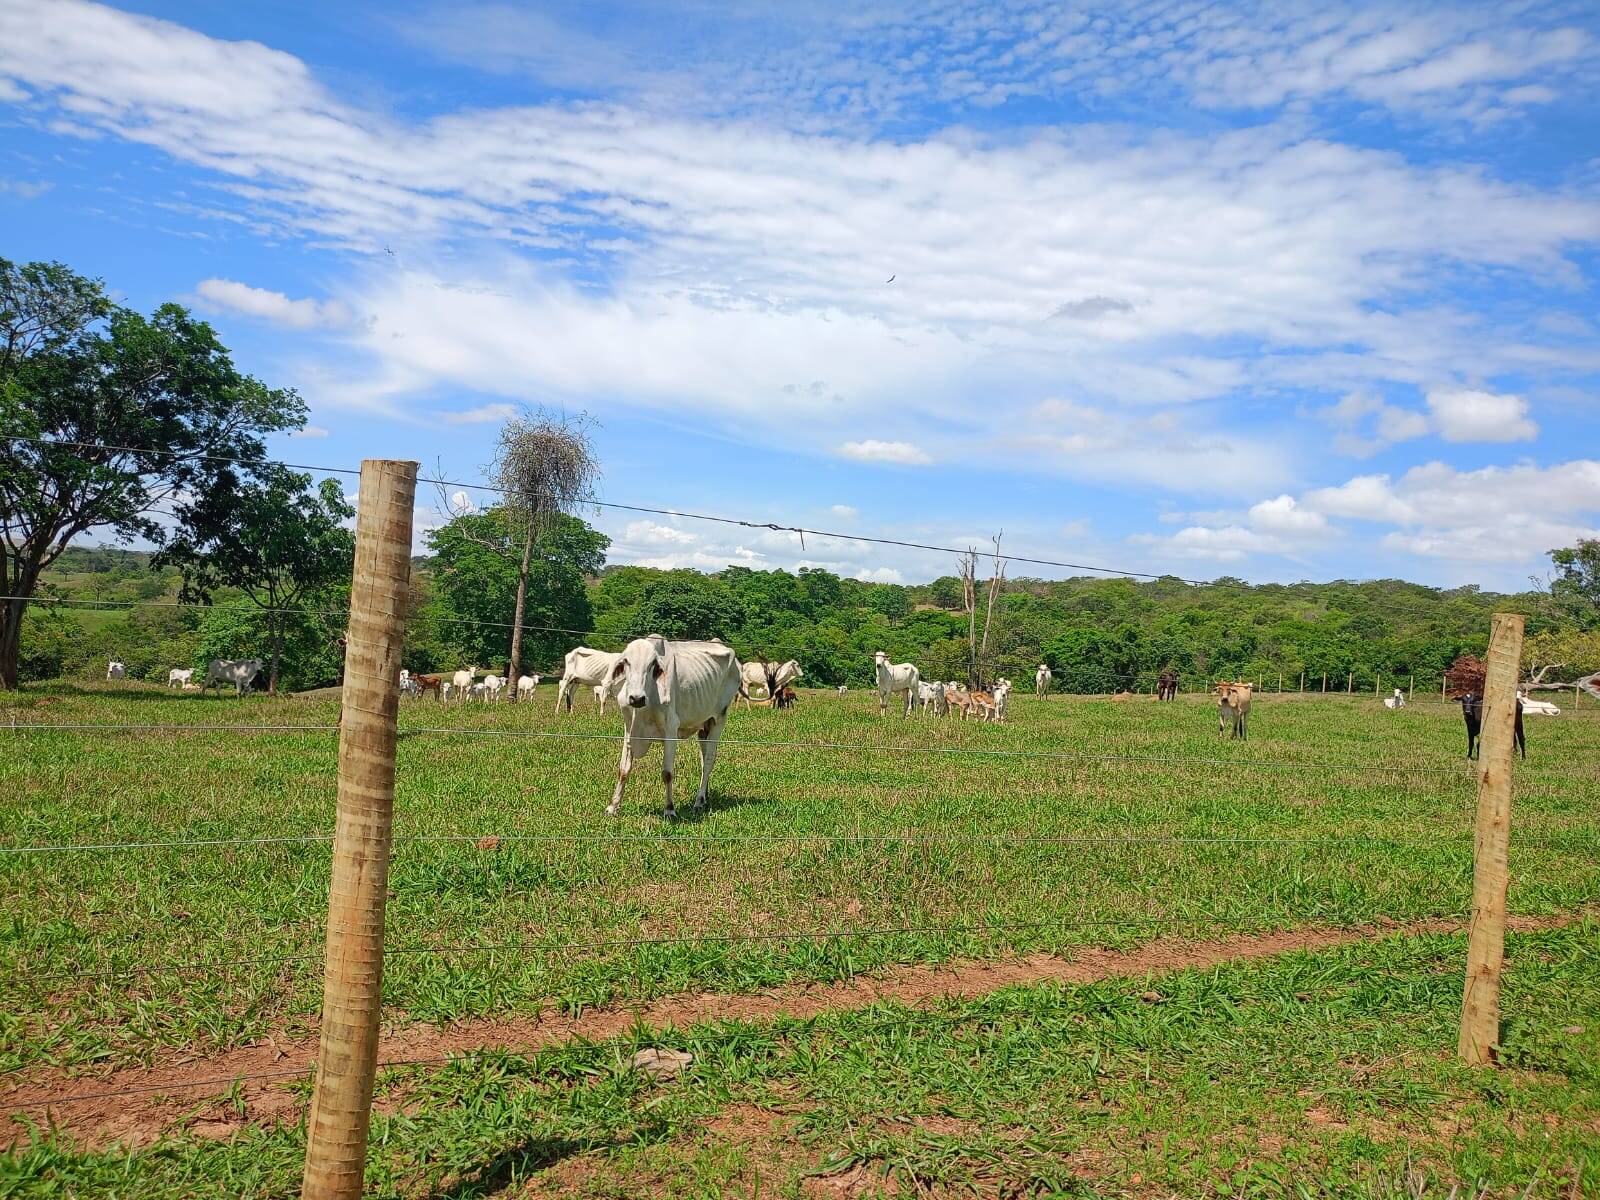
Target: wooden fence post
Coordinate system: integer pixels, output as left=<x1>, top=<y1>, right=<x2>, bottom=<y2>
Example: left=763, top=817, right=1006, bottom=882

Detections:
left=302, top=460, right=418, bottom=1200
left=1409, top=673, right=1414, bottom=699
left=1299, top=671, right=1305, bottom=692
left=1347, top=671, right=1353, bottom=693
left=1375, top=672, right=1381, bottom=697
left=1458, top=612, right=1525, bottom=1066
left=1321, top=673, right=1327, bottom=692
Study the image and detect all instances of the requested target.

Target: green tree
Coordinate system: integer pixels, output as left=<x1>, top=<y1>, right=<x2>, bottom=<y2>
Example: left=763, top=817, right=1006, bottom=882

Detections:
left=0, top=256, right=305, bottom=688
left=1549, top=538, right=1600, bottom=629
left=157, top=474, right=353, bottom=694
left=426, top=508, right=609, bottom=673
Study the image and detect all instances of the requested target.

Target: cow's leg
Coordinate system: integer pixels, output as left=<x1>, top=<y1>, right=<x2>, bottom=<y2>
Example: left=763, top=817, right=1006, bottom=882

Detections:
left=608, top=730, right=647, bottom=816
left=660, top=732, right=679, bottom=820
left=694, top=716, right=722, bottom=812
left=878, top=687, right=887, bottom=717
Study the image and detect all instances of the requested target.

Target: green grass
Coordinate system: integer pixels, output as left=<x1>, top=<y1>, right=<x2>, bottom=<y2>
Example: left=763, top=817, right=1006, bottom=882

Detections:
left=1, top=684, right=1597, bottom=1075
left=4, top=924, right=1596, bottom=1196
left=1, top=683, right=1597, bottom=1194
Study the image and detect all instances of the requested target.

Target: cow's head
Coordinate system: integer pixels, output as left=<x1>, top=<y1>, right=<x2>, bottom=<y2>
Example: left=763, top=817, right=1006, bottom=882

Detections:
left=615, top=635, right=671, bottom=708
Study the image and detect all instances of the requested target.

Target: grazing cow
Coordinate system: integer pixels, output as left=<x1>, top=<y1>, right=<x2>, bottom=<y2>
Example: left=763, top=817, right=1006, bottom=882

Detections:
left=167, top=667, right=194, bottom=689
left=181, top=681, right=200, bottom=691
left=414, top=673, right=446, bottom=701
left=1035, top=664, right=1052, bottom=698
left=1459, top=693, right=1527, bottom=759
left=873, top=651, right=920, bottom=718
left=775, top=685, right=798, bottom=709
left=1517, top=691, right=1560, bottom=717
left=204, top=658, right=263, bottom=698
left=452, top=667, right=478, bottom=703
left=516, top=674, right=539, bottom=698
left=1215, top=681, right=1252, bottom=739
left=557, top=647, right=623, bottom=713
left=740, top=660, right=773, bottom=706
left=1157, top=669, right=1179, bottom=702
left=1383, top=688, right=1406, bottom=709
left=481, top=674, right=506, bottom=700
left=607, top=635, right=743, bottom=818
left=106, top=660, right=125, bottom=681
left=837, top=684, right=848, bottom=695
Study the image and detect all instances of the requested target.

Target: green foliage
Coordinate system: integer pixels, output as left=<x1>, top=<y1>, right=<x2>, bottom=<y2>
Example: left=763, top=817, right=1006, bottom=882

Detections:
left=0, top=254, right=306, bottom=688
left=157, top=474, right=353, bottom=692
left=193, top=597, right=344, bottom=692
left=421, top=508, right=608, bottom=673
left=1550, top=537, right=1600, bottom=629
left=15, top=606, right=80, bottom=682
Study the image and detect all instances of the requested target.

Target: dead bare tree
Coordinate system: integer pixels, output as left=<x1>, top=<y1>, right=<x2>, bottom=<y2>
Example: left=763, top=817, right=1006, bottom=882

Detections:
left=494, top=412, right=598, bottom=698
left=959, top=535, right=1005, bottom=689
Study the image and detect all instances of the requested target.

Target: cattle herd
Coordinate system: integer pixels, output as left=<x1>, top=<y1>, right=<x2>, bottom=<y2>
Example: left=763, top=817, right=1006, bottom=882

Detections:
left=105, top=638, right=1557, bottom=816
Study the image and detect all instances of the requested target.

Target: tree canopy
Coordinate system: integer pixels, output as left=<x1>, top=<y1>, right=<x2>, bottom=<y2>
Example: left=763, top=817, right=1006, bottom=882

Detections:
left=0, top=255, right=305, bottom=687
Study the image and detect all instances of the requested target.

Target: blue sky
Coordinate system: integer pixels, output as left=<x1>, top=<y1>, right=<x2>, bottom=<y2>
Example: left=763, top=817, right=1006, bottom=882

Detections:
left=2, top=0, right=1598, bottom=589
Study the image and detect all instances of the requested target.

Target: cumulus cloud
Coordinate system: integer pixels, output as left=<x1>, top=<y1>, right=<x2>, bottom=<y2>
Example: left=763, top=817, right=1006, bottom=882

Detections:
left=1130, top=492, right=1334, bottom=564
left=195, top=278, right=352, bottom=329
left=828, top=504, right=857, bottom=519
left=437, top=402, right=519, bottom=426
left=1303, top=459, right=1600, bottom=565
left=289, top=424, right=330, bottom=438
left=838, top=440, right=933, bottom=465
left=1425, top=389, right=1539, bottom=443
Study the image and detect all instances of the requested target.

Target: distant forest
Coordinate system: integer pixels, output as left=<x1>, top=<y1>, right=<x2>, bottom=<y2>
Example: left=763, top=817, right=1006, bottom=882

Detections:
left=23, top=523, right=1595, bottom=694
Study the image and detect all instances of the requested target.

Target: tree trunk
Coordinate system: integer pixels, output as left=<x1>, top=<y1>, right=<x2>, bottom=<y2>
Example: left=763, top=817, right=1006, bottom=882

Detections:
left=0, top=596, right=24, bottom=690
left=0, top=556, right=46, bottom=691
left=506, top=524, right=534, bottom=701
left=268, top=617, right=284, bottom=696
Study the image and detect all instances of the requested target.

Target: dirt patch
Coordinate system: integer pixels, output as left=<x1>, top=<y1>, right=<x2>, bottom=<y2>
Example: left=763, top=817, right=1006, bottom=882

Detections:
left=2, top=911, right=1585, bottom=1152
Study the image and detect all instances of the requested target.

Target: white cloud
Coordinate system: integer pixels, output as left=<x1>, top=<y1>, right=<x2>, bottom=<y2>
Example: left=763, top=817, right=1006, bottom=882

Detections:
left=1302, top=459, right=1600, bottom=566
left=289, top=424, right=330, bottom=438
left=1425, top=388, right=1539, bottom=443
left=1247, top=495, right=1328, bottom=537
left=438, top=402, right=519, bottom=426
left=194, top=278, right=352, bottom=330
left=0, top=177, right=52, bottom=198
left=838, top=440, right=932, bottom=466
left=828, top=504, right=857, bottom=519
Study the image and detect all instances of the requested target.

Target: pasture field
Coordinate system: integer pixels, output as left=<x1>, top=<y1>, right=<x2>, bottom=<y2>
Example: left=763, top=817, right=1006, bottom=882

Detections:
left=2, top=682, right=1598, bottom=1195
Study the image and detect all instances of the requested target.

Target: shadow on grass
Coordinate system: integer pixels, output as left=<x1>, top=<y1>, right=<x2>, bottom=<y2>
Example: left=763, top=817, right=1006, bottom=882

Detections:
left=424, top=1125, right=667, bottom=1199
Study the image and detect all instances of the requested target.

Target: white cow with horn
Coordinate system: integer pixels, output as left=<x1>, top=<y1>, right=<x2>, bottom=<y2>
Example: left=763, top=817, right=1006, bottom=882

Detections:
left=1035, top=664, right=1052, bottom=698
left=873, top=651, right=920, bottom=718
left=606, top=635, right=742, bottom=819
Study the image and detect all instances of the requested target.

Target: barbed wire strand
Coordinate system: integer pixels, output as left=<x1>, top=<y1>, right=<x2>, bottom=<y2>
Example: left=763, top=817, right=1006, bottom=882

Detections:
left=4, top=826, right=1597, bottom=857
left=0, top=719, right=1505, bottom=777
left=4, top=436, right=1560, bottom=624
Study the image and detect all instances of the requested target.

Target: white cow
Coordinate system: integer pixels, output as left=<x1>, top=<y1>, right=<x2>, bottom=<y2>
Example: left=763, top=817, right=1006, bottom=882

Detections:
left=167, top=667, right=194, bottom=689
left=452, top=667, right=478, bottom=703
left=607, top=635, right=743, bottom=819
left=873, top=651, right=920, bottom=718
left=481, top=674, right=506, bottom=700
left=771, top=659, right=804, bottom=691
left=204, top=658, right=263, bottom=697
left=557, top=647, right=623, bottom=713
left=1382, top=687, right=1406, bottom=709
left=1035, top=664, right=1052, bottom=698
left=992, top=680, right=1013, bottom=723
left=516, top=674, right=540, bottom=698
left=740, top=660, right=773, bottom=697
left=1517, top=691, right=1561, bottom=716
left=106, top=660, right=125, bottom=681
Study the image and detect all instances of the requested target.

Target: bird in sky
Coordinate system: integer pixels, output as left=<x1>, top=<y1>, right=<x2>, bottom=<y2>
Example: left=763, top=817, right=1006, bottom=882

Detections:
left=885, top=274, right=895, bottom=283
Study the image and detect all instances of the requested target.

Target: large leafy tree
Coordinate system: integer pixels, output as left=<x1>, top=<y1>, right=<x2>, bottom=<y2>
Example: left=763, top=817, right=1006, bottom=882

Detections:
left=157, top=474, right=354, bottom=694
left=0, top=256, right=305, bottom=688
left=426, top=508, right=609, bottom=674
left=1549, top=538, right=1600, bottom=629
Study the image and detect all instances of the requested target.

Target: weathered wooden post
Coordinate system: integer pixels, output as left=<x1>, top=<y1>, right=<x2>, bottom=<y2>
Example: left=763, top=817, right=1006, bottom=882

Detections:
left=1375, top=671, right=1381, bottom=697
left=1299, top=671, right=1305, bottom=692
left=1322, top=673, right=1327, bottom=692
left=1347, top=670, right=1353, bottom=693
left=1458, top=612, right=1524, bottom=1066
left=301, top=459, right=418, bottom=1200
left=1408, top=673, right=1414, bottom=699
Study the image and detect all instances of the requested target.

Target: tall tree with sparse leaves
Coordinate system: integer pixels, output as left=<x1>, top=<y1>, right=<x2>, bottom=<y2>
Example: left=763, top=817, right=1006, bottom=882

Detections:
left=484, top=410, right=599, bottom=695
left=0, top=256, right=305, bottom=689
